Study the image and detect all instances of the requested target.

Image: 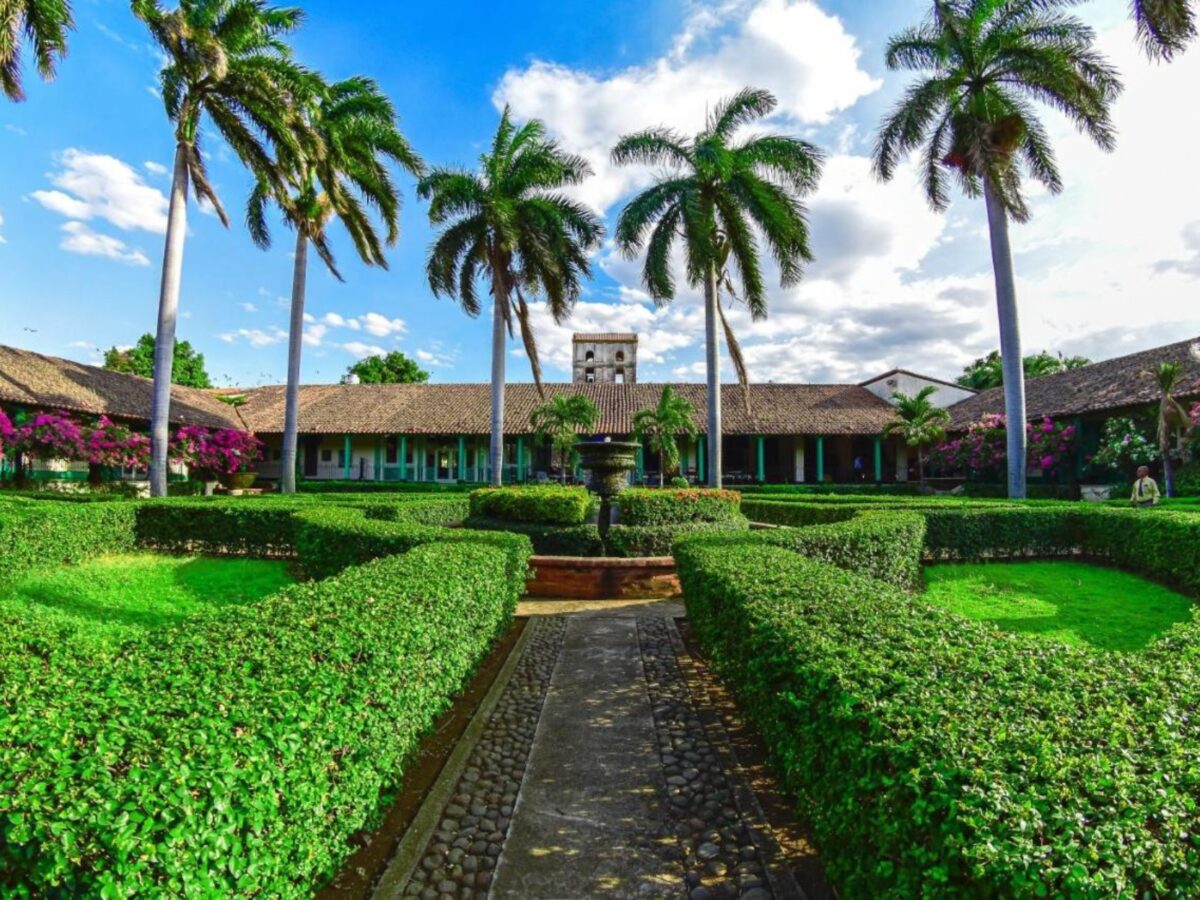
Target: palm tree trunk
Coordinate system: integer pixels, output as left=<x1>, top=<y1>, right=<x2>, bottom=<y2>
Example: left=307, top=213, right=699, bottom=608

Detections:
left=704, top=267, right=723, bottom=489
left=149, top=143, right=190, bottom=497
left=917, top=445, right=925, bottom=486
left=489, top=285, right=507, bottom=487
left=280, top=230, right=309, bottom=494
left=660, top=448, right=665, bottom=487
left=1161, top=412, right=1175, bottom=497
left=983, top=178, right=1027, bottom=500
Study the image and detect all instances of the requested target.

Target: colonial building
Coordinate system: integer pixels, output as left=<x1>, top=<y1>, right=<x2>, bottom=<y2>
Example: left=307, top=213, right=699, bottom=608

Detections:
left=572, top=333, right=637, bottom=384
left=859, top=368, right=976, bottom=408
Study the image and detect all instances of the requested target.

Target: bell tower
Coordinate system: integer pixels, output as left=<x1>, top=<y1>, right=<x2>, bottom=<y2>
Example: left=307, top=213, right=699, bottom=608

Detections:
left=571, top=333, right=638, bottom=384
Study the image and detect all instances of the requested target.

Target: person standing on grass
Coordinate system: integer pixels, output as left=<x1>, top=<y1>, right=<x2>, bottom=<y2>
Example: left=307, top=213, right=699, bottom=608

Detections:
left=1131, top=465, right=1161, bottom=508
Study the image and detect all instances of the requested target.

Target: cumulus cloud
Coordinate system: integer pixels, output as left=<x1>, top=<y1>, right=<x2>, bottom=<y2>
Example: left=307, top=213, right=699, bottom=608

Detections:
left=1153, top=221, right=1200, bottom=280
left=310, top=310, right=407, bottom=338
left=58, top=221, right=149, bottom=266
left=31, top=149, right=168, bottom=233
left=342, top=341, right=388, bottom=359
left=144, top=161, right=168, bottom=176
left=220, top=327, right=287, bottom=348
left=495, top=0, right=879, bottom=211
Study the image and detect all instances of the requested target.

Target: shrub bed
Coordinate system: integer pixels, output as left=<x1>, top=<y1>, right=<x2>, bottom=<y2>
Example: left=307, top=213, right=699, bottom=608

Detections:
left=607, top=518, right=750, bottom=557
left=461, top=516, right=604, bottom=557
left=297, top=479, right=477, bottom=494
left=0, top=500, right=136, bottom=585
left=0, top=541, right=521, bottom=896
left=739, top=482, right=921, bottom=496
left=677, top=532, right=1200, bottom=896
left=469, top=485, right=594, bottom=525
left=617, top=487, right=741, bottom=525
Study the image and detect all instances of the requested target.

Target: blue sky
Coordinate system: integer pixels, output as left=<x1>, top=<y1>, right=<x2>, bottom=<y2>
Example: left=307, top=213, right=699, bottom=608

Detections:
left=1, top=0, right=1197, bottom=388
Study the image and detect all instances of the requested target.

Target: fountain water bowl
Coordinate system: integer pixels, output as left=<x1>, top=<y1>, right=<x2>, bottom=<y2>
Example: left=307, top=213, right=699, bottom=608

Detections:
left=574, top=439, right=640, bottom=548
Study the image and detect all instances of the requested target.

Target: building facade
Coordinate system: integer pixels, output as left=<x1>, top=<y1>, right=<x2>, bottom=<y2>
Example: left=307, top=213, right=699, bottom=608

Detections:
left=572, top=333, right=637, bottom=384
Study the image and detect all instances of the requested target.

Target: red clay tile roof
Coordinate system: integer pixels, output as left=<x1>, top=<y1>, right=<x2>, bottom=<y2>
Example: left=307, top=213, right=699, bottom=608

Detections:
left=948, top=337, right=1200, bottom=428
left=235, top=382, right=897, bottom=436
left=0, top=345, right=245, bottom=429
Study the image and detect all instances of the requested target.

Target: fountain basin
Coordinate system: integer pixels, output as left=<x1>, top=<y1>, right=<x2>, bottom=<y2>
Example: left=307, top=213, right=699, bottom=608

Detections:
left=524, top=554, right=680, bottom=600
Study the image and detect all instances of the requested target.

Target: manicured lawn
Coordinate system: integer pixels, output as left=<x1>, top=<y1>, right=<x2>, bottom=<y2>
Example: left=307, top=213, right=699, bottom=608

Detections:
left=922, top=561, right=1195, bottom=651
left=2, top=553, right=294, bottom=649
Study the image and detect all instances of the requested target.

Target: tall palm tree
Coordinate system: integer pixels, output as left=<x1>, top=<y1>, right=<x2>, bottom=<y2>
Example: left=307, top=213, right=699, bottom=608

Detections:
left=529, top=393, right=599, bottom=483
left=1132, top=0, right=1196, bottom=59
left=1149, top=361, right=1190, bottom=497
left=135, top=0, right=311, bottom=496
left=1, top=0, right=74, bottom=101
left=881, top=386, right=950, bottom=487
left=419, top=107, right=603, bottom=487
left=247, top=75, right=424, bottom=494
left=632, top=385, right=699, bottom=487
left=873, top=0, right=1120, bottom=499
left=612, top=88, right=823, bottom=489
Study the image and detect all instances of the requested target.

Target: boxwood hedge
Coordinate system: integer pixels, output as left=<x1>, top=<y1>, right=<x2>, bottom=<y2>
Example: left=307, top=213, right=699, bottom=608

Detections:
left=468, top=484, right=594, bottom=525
left=0, top=500, right=137, bottom=586
left=677, top=507, right=1200, bottom=895
left=617, top=487, right=742, bottom=525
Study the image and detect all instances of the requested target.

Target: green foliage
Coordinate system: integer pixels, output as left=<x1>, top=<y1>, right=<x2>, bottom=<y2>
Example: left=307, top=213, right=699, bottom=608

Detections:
left=740, top=482, right=921, bottom=496
left=618, top=487, right=742, bottom=526
left=103, top=333, right=213, bottom=388
left=606, top=518, right=749, bottom=557
left=468, top=484, right=594, bottom=525
left=0, top=501, right=137, bottom=586
left=1132, top=0, right=1197, bottom=59
left=346, top=350, right=429, bottom=384
left=956, top=349, right=1092, bottom=390
left=529, top=394, right=600, bottom=481
left=297, top=480, right=476, bottom=493
left=2, top=553, right=293, bottom=652
left=462, top=516, right=604, bottom=557
left=923, top=561, right=1194, bottom=651
left=630, top=386, right=698, bottom=484
left=0, top=0, right=74, bottom=101
left=0, top=541, right=519, bottom=895
left=677, top=516, right=1200, bottom=895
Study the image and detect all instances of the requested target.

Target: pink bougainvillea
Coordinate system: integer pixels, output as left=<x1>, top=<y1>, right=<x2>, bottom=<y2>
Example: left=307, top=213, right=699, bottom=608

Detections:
left=86, top=416, right=150, bottom=469
left=14, top=410, right=87, bottom=460
left=0, top=408, right=14, bottom=454
left=168, top=425, right=262, bottom=475
left=928, top=414, right=1076, bottom=478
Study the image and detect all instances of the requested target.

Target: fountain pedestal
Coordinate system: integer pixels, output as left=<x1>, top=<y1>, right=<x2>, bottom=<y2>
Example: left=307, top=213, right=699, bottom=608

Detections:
left=574, top=440, right=640, bottom=550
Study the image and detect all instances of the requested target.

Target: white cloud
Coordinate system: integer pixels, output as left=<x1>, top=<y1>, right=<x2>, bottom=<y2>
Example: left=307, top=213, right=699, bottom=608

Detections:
left=495, top=0, right=880, bottom=211
left=342, top=341, right=387, bottom=359
left=312, top=310, right=407, bottom=338
left=5, top=124, right=27, bottom=137
left=303, top=323, right=328, bottom=347
left=58, top=221, right=149, bottom=266
left=31, top=149, right=168, bottom=233
left=220, top=327, right=287, bottom=348
left=240, top=302, right=258, bottom=313
left=415, top=343, right=459, bottom=368
left=144, top=161, right=168, bottom=176
left=0, top=208, right=5, bottom=244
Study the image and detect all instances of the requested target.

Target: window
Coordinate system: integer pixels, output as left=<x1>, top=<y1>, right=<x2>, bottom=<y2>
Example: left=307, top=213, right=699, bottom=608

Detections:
left=586, top=368, right=595, bottom=383
left=385, top=436, right=398, bottom=464
left=584, top=350, right=594, bottom=362
left=321, top=449, right=332, bottom=463
left=615, top=369, right=625, bottom=384
left=615, top=351, right=625, bottom=363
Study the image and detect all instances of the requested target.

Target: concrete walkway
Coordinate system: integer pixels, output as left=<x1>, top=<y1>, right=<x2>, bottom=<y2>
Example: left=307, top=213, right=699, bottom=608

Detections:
left=375, top=601, right=800, bottom=900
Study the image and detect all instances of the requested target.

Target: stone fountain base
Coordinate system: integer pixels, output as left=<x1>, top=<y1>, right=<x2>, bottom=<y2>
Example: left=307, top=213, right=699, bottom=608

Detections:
left=524, top=555, right=680, bottom=600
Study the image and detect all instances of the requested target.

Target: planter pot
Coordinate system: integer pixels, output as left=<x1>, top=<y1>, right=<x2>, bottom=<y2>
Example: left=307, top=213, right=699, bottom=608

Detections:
left=219, top=471, right=258, bottom=491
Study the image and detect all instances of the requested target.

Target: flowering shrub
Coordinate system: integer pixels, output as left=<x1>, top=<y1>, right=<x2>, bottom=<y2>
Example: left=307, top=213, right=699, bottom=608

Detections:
left=1090, top=416, right=1159, bottom=473
left=928, top=414, right=1076, bottom=478
left=0, top=409, right=13, bottom=454
left=14, top=411, right=86, bottom=460
left=169, top=425, right=262, bottom=475
left=85, top=416, right=150, bottom=469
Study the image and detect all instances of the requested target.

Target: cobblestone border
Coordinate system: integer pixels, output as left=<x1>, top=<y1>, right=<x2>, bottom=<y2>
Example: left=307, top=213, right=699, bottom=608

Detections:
left=638, top=617, right=792, bottom=900
left=378, top=617, right=567, bottom=900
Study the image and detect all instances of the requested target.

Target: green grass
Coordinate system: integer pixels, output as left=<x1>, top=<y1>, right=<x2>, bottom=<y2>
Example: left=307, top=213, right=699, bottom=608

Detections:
left=922, top=561, right=1195, bottom=652
left=2, top=553, right=294, bottom=650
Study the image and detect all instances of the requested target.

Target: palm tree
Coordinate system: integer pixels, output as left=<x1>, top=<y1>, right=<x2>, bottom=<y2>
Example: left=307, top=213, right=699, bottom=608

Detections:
left=1, top=0, right=74, bottom=101
left=1149, top=362, right=1190, bottom=497
left=247, top=75, right=424, bottom=494
left=135, top=0, right=311, bottom=496
left=632, top=385, right=699, bottom=487
left=419, top=107, right=603, bottom=487
left=1132, top=0, right=1195, bottom=59
left=529, top=393, right=599, bottom=483
left=612, top=88, right=823, bottom=489
left=873, top=0, right=1120, bottom=499
left=881, top=386, right=950, bottom=487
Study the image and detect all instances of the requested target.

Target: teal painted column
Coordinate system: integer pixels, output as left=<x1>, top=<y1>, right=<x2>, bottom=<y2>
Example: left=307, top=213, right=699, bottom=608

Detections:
left=342, top=434, right=351, bottom=479
left=874, top=436, right=883, bottom=483
left=697, top=435, right=705, bottom=483
left=399, top=436, right=408, bottom=481
left=457, top=435, right=466, bottom=482
left=516, top=436, right=525, bottom=484
left=755, top=436, right=765, bottom=483
left=816, top=435, right=825, bottom=483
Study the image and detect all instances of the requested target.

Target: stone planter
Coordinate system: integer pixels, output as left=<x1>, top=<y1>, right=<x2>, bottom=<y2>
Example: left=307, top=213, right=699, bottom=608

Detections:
left=219, top=471, right=258, bottom=491
left=524, top=555, right=679, bottom=600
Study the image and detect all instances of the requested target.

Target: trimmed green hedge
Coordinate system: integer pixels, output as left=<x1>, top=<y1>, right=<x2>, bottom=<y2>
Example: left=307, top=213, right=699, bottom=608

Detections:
left=462, top=514, right=751, bottom=557
left=0, top=501, right=137, bottom=586
left=462, top=515, right=605, bottom=557
left=617, top=488, right=742, bottom=525
left=608, top=518, right=750, bottom=557
left=297, top=479, right=478, bottom=494
left=468, top=485, right=594, bottom=525
left=0, top=541, right=522, bottom=896
left=678, top=530, right=1200, bottom=896
left=739, top=482, right=921, bottom=496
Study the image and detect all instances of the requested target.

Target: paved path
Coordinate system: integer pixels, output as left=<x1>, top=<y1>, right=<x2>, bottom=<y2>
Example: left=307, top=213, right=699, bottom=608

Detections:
left=376, top=601, right=799, bottom=900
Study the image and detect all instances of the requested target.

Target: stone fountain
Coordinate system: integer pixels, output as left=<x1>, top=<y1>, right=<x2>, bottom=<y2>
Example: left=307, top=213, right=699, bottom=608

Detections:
left=574, top=438, right=640, bottom=549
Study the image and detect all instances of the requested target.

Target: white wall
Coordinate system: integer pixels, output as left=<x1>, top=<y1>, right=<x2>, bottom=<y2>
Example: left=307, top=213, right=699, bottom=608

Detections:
left=862, top=371, right=975, bottom=408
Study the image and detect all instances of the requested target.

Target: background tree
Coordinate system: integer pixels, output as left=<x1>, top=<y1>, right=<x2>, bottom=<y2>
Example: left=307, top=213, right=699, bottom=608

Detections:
left=347, top=350, right=429, bottom=385
left=419, top=107, right=603, bottom=487
left=613, top=88, right=822, bottom=488
left=882, top=386, right=950, bottom=487
left=632, top=385, right=699, bottom=486
left=248, top=75, right=424, bottom=493
left=1, top=0, right=74, bottom=101
left=103, top=333, right=212, bottom=388
left=1149, top=361, right=1191, bottom=496
left=529, top=393, right=599, bottom=483
left=874, top=0, right=1120, bottom=498
left=1132, top=0, right=1196, bottom=59
left=957, top=349, right=1092, bottom=390
left=135, top=0, right=311, bottom=496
